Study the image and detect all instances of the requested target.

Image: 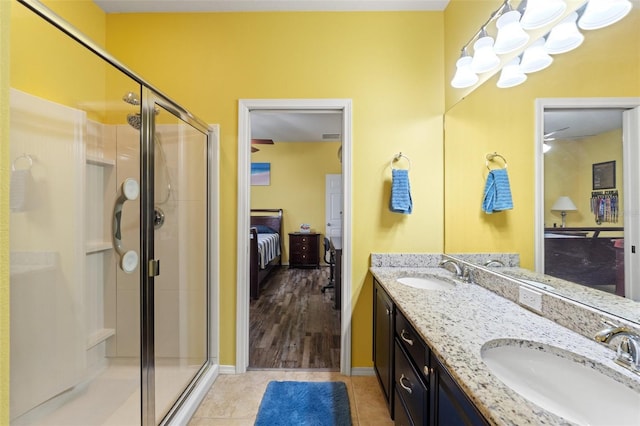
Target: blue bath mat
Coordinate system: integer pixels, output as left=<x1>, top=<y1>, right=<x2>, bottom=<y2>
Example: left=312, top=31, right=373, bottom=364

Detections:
left=255, top=381, right=351, bottom=426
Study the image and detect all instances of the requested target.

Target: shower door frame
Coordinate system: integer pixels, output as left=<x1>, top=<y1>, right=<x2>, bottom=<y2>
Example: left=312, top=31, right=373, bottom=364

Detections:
left=16, top=1, right=217, bottom=425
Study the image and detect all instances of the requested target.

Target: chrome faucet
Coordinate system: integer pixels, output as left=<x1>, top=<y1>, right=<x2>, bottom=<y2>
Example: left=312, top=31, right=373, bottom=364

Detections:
left=439, top=259, right=462, bottom=277
left=594, top=322, right=640, bottom=375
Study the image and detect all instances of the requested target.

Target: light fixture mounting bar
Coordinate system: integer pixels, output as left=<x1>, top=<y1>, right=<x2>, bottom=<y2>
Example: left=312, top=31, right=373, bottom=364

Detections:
left=460, top=0, right=511, bottom=51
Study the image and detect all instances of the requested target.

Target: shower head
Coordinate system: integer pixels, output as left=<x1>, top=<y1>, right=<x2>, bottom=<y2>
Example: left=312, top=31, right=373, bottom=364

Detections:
left=127, top=113, right=141, bottom=130
left=122, top=91, right=140, bottom=106
left=126, top=109, right=161, bottom=130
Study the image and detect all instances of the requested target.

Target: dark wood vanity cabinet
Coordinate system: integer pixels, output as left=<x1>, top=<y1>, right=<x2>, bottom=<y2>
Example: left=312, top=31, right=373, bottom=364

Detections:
left=374, top=280, right=394, bottom=412
left=429, top=354, right=489, bottom=426
left=373, top=278, right=489, bottom=426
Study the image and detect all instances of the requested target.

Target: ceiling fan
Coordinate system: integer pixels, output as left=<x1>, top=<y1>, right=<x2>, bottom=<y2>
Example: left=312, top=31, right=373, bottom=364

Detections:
left=251, top=138, right=274, bottom=153
left=543, top=127, right=569, bottom=142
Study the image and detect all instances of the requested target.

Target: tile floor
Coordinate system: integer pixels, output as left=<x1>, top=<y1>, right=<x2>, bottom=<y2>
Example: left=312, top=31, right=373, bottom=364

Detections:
left=189, top=370, right=394, bottom=425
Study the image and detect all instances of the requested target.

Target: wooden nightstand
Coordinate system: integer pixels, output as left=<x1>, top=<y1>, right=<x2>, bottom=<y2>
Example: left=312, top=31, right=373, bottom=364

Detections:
left=288, top=232, right=320, bottom=268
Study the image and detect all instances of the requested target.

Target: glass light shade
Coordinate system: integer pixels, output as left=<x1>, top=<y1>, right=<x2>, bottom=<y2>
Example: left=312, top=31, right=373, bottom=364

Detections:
left=543, top=142, right=552, bottom=153
left=494, top=10, right=530, bottom=54
left=545, top=12, right=584, bottom=54
left=497, top=57, right=527, bottom=88
left=521, top=0, right=567, bottom=30
left=471, top=36, right=501, bottom=74
left=451, top=55, right=479, bottom=88
left=520, top=38, right=554, bottom=73
left=578, top=0, right=633, bottom=30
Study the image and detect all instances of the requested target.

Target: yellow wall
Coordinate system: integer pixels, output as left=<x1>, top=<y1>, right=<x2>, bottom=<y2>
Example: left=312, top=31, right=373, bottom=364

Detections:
left=545, top=130, right=624, bottom=229
left=105, top=11, right=445, bottom=367
left=10, top=0, right=106, bottom=110
left=250, top=141, right=342, bottom=263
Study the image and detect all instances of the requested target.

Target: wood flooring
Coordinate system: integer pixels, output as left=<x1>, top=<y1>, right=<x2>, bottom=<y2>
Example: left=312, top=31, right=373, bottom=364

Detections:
left=249, top=266, right=341, bottom=370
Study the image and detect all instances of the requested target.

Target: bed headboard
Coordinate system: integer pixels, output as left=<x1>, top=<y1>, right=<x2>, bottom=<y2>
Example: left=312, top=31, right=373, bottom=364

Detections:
left=250, top=209, right=283, bottom=236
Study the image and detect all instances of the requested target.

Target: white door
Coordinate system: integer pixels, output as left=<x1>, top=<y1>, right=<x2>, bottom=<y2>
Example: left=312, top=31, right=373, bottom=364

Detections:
left=623, top=106, right=640, bottom=301
left=326, top=174, right=342, bottom=238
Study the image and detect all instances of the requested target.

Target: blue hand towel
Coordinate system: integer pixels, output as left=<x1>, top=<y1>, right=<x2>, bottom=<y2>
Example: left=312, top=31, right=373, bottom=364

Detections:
left=482, top=168, right=513, bottom=214
left=390, top=169, right=412, bottom=214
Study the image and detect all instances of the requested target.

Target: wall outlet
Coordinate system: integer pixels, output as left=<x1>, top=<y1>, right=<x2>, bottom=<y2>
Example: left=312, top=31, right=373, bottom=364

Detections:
left=519, top=286, right=543, bottom=313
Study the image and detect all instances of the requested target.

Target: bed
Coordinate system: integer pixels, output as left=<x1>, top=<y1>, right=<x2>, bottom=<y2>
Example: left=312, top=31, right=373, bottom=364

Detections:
left=250, top=209, right=283, bottom=299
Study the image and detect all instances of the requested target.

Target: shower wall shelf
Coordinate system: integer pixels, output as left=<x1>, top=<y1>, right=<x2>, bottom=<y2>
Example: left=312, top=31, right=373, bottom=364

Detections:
left=85, top=241, right=113, bottom=254
left=84, top=120, right=118, bottom=365
left=86, top=154, right=115, bottom=167
left=86, top=328, right=115, bottom=350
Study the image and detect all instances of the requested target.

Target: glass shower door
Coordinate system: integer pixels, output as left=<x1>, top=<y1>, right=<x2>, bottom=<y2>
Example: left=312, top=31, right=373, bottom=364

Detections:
left=9, top=6, right=144, bottom=418
left=150, top=101, right=209, bottom=423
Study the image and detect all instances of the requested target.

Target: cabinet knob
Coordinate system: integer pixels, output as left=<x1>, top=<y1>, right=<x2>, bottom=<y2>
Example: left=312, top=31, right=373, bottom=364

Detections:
left=385, top=308, right=390, bottom=316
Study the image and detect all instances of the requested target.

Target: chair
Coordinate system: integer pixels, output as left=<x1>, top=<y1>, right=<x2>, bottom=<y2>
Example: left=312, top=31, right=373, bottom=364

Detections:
left=321, top=237, right=335, bottom=293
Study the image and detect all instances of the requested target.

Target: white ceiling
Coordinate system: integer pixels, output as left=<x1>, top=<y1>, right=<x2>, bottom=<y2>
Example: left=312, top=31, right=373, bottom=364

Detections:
left=544, top=109, right=625, bottom=140
left=94, top=0, right=449, bottom=13
left=251, top=110, right=343, bottom=142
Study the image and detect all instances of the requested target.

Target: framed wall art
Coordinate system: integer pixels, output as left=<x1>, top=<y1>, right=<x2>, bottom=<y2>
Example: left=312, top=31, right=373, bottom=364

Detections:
left=592, top=160, right=616, bottom=190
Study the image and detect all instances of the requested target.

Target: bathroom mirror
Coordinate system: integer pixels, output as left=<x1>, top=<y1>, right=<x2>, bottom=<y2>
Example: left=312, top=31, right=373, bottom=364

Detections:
left=443, top=5, right=640, bottom=324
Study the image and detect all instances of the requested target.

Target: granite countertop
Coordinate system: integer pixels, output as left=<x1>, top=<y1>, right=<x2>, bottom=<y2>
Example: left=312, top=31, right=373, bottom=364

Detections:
left=370, top=266, right=640, bottom=426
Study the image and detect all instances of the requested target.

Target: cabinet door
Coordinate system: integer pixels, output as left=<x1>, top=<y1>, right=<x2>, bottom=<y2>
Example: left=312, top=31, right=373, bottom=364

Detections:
left=373, top=280, right=394, bottom=411
left=430, top=355, right=488, bottom=426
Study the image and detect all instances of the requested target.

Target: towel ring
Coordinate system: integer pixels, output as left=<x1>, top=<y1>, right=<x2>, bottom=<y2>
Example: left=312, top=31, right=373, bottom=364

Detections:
left=485, top=152, right=507, bottom=170
left=391, top=152, right=411, bottom=171
left=12, top=154, right=33, bottom=172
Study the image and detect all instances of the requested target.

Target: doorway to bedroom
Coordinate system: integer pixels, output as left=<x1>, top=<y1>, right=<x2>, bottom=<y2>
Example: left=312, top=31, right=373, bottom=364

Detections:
left=237, top=99, right=353, bottom=374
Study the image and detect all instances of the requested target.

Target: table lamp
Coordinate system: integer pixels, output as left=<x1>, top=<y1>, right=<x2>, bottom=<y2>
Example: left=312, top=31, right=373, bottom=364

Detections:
left=551, top=196, right=577, bottom=228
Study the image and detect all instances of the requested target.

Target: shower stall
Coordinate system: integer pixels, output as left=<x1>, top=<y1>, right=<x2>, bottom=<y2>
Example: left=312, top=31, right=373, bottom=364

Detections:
left=8, top=1, right=217, bottom=424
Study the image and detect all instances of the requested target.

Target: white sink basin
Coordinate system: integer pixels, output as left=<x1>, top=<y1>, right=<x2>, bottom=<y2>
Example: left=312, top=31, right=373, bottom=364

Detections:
left=482, top=340, right=640, bottom=425
left=396, top=276, right=455, bottom=291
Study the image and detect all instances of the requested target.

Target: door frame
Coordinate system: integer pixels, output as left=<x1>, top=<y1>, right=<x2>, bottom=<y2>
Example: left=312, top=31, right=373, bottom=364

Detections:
left=236, top=99, right=353, bottom=375
left=535, top=97, right=640, bottom=300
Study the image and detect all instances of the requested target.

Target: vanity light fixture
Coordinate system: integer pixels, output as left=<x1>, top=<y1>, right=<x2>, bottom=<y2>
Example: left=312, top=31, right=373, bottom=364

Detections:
left=551, top=195, right=577, bottom=228
left=578, top=0, right=633, bottom=30
left=451, top=48, right=479, bottom=89
left=520, top=37, right=554, bottom=73
left=544, top=11, right=585, bottom=54
left=449, top=0, right=633, bottom=90
left=520, top=0, right=567, bottom=30
left=471, top=29, right=501, bottom=74
left=497, top=56, right=528, bottom=88
left=494, top=2, right=530, bottom=54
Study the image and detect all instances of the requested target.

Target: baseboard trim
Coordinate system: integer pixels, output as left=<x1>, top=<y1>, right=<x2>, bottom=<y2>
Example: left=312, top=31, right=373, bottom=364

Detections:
left=349, top=367, right=375, bottom=376
left=219, top=365, right=238, bottom=374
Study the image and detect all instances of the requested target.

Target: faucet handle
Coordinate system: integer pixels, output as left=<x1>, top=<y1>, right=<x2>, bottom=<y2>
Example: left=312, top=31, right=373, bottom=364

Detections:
left=616, top=335, right=640, bottom=372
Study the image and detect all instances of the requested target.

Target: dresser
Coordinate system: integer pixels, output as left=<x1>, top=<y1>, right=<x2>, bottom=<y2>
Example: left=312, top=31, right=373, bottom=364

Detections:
left=288, top=232, right=320, bottom=268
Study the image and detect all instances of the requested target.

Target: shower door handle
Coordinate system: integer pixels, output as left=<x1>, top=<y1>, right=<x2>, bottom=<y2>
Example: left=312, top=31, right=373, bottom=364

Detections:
left=113, top=178, right=140, bottom=273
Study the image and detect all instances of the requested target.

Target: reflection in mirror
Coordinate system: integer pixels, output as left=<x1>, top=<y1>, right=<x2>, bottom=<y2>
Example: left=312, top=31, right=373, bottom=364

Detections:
left=443, top=5, right=640, bottom=325
left=542, top=106, right=625, bottom=297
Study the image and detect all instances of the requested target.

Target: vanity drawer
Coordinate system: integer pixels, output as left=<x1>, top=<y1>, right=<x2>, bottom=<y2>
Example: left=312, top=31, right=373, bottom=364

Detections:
left=395, top=341, right=428, bottom=426
left=393, top=388, right=413, bottom=426
left=395, top=309, right=430, bottom=381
